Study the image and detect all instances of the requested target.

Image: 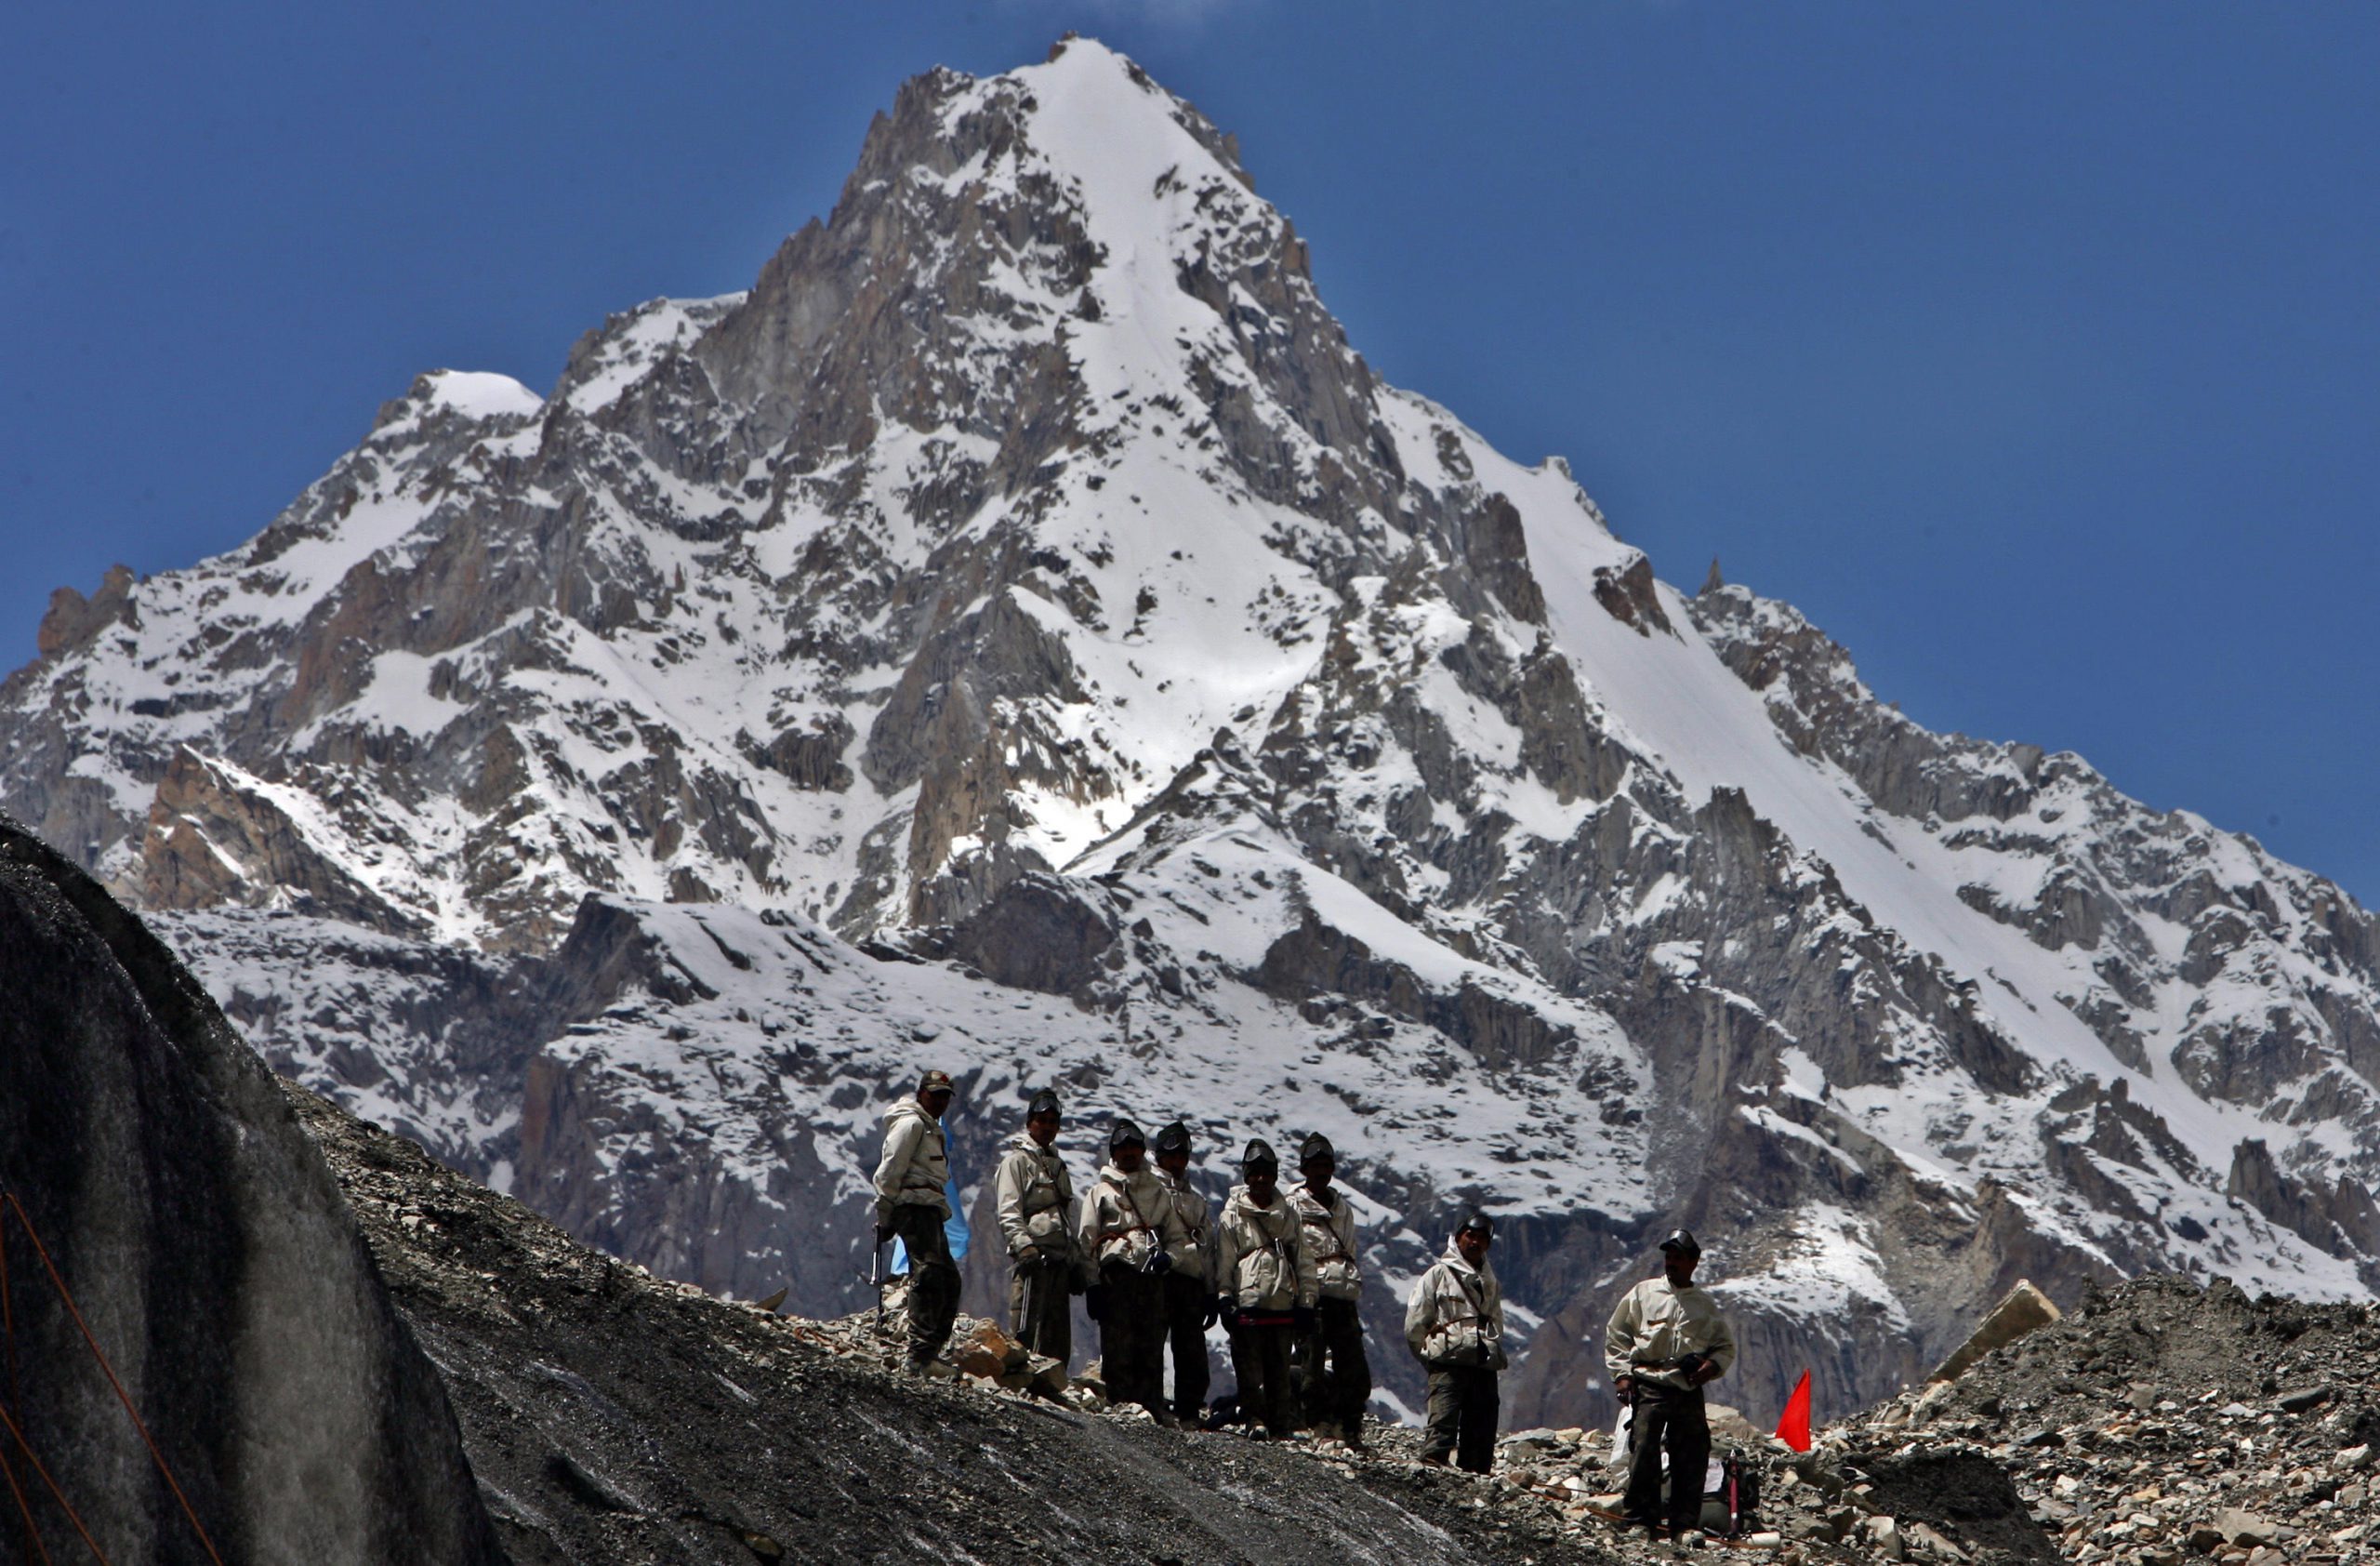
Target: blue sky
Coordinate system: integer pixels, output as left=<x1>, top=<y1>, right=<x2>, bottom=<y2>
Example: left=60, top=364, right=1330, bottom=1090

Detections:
left=4, top=3, right=2374, bottom=900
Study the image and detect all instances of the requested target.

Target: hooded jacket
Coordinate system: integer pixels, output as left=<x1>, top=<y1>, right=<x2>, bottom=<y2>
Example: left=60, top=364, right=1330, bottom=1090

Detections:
left=1215, top=1187, right=1318, bottom=1312
left=1155, top=1166, right=1218, bottom=1287
left=872, top=1098, right=950, bottom=1225
left=1604, top=1276, right=1736, bottom=1391
left=1289, top=1181, right=1361, bottom=1301
left=993, top=1129, right=1077, bottom=1263
left=1405, top=1241, right=1506, bottom=1370
left=1075, top=1161, right=1187, bottom=1272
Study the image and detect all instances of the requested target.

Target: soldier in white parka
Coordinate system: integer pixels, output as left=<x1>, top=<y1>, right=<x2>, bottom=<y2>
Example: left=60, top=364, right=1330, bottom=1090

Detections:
left=993, top=1087, right=1080, bottom=1365
left=872, top=1068, right=959, bottom=1374
left=1404, top=1211, right=1505, bottom=1471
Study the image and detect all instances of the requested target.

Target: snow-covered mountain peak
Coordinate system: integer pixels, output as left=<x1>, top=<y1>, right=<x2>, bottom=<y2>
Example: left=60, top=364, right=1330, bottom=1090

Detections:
left=7, top=42, right=2376, bottom=1432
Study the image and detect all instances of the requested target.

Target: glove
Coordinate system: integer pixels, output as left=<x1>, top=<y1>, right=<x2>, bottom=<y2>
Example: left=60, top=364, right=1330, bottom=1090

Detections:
left=1214, top=1295, right=1239, bottom=1331
left=1614, top=1374, right=1636, bottom=1398
left=1015, top=1243, right=1042, bottom=1266
left=1676, top=1351, right=1711, bottom=1385
left=1291, top=1305, right=1317, bottom=1333
left=1201, top=1295, right=1223, bottom=1330
left=1148, top=1249, right=1174, bottom=1276
left=1085, top=1284, right=1108, bottom=1322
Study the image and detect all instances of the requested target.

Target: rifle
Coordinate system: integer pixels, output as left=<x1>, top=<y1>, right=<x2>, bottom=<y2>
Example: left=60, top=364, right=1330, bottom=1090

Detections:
left=858, top=1230, right=890, bottom=1333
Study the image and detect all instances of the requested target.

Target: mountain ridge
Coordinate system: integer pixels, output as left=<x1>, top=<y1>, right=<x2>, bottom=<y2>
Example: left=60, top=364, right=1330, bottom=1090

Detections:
left=7, top=36, right=2376, bottom=1430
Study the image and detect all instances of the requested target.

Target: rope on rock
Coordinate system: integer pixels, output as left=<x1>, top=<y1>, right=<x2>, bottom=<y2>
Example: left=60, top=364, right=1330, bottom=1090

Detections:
left=0, top=1431, right=58, bottom=1566
left=0, top=1400, right=103, bottom=1564
left=0, top=1189, right=225, bottom=1566
left=0, top=1196, right=52, bottom=1566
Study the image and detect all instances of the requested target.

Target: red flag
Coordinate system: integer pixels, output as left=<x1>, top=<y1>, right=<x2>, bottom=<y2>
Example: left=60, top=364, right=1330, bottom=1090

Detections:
left=1776, top=1370, right=1813, bottom=1452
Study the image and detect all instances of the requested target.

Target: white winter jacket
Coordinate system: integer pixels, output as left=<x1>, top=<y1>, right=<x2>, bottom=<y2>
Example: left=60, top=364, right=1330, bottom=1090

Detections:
left=993, top=1131, right=1076, bottom=1264
left=1289, top=1182, right=1361, bottom=1301
left=872, top=1099, right=949, bottom=1224
left=1216, top=1188, right=1317, bottom=1312
left=1156, top=1167, right=1218, bottom=1288
left=1405, top=1242, right=1506, bottom=1370
left=1604, top=1277, right=1736, bottom=1391
left=1075, top=1162, right=1187, bottom=1273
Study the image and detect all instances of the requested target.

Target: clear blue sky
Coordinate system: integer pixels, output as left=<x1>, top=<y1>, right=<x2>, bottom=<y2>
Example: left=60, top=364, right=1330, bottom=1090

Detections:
left=5, top=4, right=2374, bottom=902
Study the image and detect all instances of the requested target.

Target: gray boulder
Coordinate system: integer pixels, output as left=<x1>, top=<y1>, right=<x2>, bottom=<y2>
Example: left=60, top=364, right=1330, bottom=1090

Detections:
left=0, top=815, right=502, bottom=1566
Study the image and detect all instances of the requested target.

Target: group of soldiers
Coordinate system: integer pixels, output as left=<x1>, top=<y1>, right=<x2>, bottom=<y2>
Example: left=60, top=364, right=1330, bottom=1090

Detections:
left=875, top=1071, right=1738, bottom=1532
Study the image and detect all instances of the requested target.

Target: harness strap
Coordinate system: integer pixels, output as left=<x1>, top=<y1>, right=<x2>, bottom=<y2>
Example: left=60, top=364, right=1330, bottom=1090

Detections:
left=1098, top=1174, right=1164, bottom=1250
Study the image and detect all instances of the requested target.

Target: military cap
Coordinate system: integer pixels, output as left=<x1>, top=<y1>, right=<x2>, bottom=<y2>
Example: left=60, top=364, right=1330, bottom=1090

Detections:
left=1455, top=1212, right=1496, bottom=1238
left=1155, top=1120, right=1192, bottom=1155
left=1026, top=1088, right=1062, bottom=1119
left=1109, top=1118, right=1146, bottom=1150
left=1241, top=1137, right=1279, bottom=1174
left=919, top=1069, right=955, bottom=1095
left=1658, top=1228, right=1701, bottom=1257
left=1299, top=1132, right=1336, bottom=1166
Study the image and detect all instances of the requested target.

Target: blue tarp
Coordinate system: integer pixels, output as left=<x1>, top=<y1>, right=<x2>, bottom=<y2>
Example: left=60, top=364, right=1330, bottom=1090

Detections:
left=888, top=1180, right=970, bottom=1274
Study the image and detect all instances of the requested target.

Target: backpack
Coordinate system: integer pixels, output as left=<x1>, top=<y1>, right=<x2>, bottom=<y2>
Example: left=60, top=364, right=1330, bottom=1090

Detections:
left=1699, top=1451, right=1760, bottom=1537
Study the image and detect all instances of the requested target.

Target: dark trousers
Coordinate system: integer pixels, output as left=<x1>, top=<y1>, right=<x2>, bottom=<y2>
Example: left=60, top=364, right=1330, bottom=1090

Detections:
left=1295, top=1295, right=1371, bottom=1433
left=1230, top=1320, right=1298, bottom=1436
left=891, top=1205, right=959, bottom=1365
left=1624, top=1384, right=1711, bottom=1531
left=1161, top=1272, right=1210, bottom=1420
left=1422, top=1364, right=1499, bottom=1471
left=1009, top=1255, right=1073, bottom=1366
left=1099, top=1264, right=1167, bottom=1415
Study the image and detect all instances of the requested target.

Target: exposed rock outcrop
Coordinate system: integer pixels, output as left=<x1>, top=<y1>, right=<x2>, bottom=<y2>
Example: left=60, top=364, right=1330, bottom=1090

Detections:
left=0, top=816, right=501, bottom=1566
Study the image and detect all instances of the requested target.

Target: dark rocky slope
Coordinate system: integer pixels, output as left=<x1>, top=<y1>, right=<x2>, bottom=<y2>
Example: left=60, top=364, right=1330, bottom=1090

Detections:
left=0, top=815, right=502, bottom=1566
left=288, top=1081, right=1611, bottom=1566
left=299, top=1057, right=2380, bottom=1566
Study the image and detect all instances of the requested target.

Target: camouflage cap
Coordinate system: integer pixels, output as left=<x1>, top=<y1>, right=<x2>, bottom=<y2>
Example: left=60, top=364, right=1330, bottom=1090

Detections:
left=919, top=1069, right=955, bottom=1095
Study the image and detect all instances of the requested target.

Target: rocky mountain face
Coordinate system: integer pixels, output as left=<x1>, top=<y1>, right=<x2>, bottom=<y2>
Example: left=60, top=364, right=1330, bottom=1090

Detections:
left=0, top=815, right=503, bottom=1566
left=7, top=37, right=2378, bottom=1431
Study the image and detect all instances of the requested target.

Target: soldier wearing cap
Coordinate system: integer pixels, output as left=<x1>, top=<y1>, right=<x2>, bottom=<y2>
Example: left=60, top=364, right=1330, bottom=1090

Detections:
left=872, top=1068, right=960, bottom=1374
left=995, top=1088, right=1081, bottom=1364
left=1214, top=1138, right=1316, bottom=1438
left=1075, top=1118, right=1190, bottom=1421
left=1153, top=1120, right=1219, bottom=1424
left=1605, top=1228, right=1737, bottom=1537
left=1404, top=1212, right=1505, bottom=1472
left=1289, top=1131, right=1372, bottom=1447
